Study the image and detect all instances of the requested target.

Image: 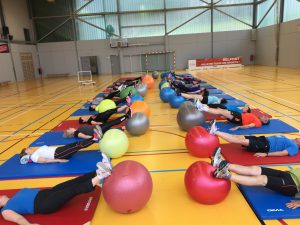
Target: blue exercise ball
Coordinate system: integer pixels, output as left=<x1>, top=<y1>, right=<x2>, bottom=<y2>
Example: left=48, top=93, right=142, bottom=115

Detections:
left=160, top=87, right=176, bottom=103
left=169, top=95, right=186, bottom=108
left=131, top=94, right=144, bottom=103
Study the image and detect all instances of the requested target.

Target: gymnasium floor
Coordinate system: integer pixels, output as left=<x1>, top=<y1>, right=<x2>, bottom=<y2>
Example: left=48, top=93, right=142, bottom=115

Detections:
left=0, top=65, right=300, bottom=225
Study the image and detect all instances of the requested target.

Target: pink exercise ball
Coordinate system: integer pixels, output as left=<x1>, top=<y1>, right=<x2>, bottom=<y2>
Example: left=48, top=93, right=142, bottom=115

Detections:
left=184, top=161, right=231, bottom=204
left=102, top=160, right=153, bottom=214
left=185, top=126, right=220, bottom=158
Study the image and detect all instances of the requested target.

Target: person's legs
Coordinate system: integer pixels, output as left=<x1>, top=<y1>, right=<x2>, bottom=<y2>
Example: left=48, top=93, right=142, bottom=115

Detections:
left=100, top=114, right=128, bottom=133
left=104, top=90, right=120, bottom=99
left=215, top=131, right=249, bottom=146
left=54, top=138, right=95, bottom=159
left=34, top=175, right=99, bottom=214
left=207, top=103, right=227, bottom=109
left=181, top=93, right=203, bottom=100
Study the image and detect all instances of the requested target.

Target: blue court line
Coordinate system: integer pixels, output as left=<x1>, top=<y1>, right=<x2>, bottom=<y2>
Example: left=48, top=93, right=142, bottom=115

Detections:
left=0, top=104, right=65, bottom=143
left=150, top=168, right=186, bottom=173
left=206, top=79, right=300, bottom=124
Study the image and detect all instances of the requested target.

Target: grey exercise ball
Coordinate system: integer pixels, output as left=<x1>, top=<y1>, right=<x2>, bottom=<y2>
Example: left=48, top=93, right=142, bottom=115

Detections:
left=125, top=112, right=149, bottom=136
left=136, top=83, right=148, bottom=97
left=152, top=71, right=159, bottom=79
left=177, top=102, right=205, bottom=131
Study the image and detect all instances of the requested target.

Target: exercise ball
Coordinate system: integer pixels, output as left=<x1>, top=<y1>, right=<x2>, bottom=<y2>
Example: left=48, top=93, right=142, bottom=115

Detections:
left=99, top=129, right=129, bottom=158
left=142, top=75, right=154, bottom=89
left=177, top=103, right=205, bottom=131
left=152, top=71, right=159, bottom=79
left=160, top=87, right=175, bottom=103
left=169, top=95, right=185, bottom=108
left=185, top=126, right=220, bottom=158
left=136, top=83, right=148, bottom=97
left=131, top=100, right=150, bottom=117
left=120, top=87, right=138, bottom=99
left=103, top=160, right=153, bottom=213
left=159, top=81, right=167, bottom=90
left=160, top=82, right=170, bottom=89
left=184, top=161, right=231, bottom=204
left=131, top=94, right=144, bottom=103
left=96, top=99, right=116, bottom=113
left=126, top=112, right=149, bottom=136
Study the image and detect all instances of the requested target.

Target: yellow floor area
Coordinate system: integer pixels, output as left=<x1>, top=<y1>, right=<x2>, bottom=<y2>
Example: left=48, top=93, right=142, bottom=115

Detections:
left=0, top=65, right=300, bottom=225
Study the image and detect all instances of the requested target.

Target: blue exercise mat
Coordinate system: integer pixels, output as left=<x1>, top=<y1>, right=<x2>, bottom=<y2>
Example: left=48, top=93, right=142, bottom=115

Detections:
left=71, top=108, right=98, bottom=116
left=96, top=93, right=106, bottom=97
left=0, top=151, right=102, bottom=180
left=30, top=131, right=82, bottom=147
left=208, top=89, right=223, bottom=94
left=223, top=99, right=246, bottom=107
left=212, top=94, right=236, bottom=100
left=201, top=119, right=298, bottom=135
left=201, top=84, right=216, bottom=89
left=239, top=185, right=300, bottom=220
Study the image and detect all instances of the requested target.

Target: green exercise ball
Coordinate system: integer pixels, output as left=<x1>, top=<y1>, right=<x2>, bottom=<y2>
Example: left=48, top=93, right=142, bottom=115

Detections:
left=120, top=87, right=138, bottom=99
left=96, top=99, right=116, bottom=113
left=99, top=129, right=129, bottom=158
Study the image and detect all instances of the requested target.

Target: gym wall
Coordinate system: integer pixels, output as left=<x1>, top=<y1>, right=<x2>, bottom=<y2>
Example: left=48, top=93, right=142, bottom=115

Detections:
left=255, top=18, right=300, bottom=68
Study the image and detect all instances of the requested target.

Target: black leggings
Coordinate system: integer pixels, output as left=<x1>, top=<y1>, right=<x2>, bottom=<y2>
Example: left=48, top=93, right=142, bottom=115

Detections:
left=100, top=114, right=128, bottom=133
left=261, top=167, right=298, bottom=196
left=34, top=171, right=96, bottom=214
left=88, top=108, right=119, bottom=124
left=54, top=138, right=95, bottom=159
left=207, top=103, right=227, bottom=109
left=104, top=90, right=120, bottom=100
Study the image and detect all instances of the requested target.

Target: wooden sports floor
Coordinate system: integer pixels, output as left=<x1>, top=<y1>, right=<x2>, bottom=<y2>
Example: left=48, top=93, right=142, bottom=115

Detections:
left=0, top=65, right=300, bottom=225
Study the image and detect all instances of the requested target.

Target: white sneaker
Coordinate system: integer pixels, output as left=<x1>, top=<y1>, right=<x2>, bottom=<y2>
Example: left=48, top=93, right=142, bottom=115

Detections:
left=211, top=147, right=222, bottom=167
left=195, top=100, right=209, bottom=111
left=96, top=162, right=111, bottom=178
left=101, top=152, right=113, bottom=171
left=207, top=119, right=218, bottom=135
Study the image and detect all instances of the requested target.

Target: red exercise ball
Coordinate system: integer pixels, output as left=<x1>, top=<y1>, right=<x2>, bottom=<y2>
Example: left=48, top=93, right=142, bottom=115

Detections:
left=185, top=126, right=220, bottom=158
left=142, top=75, right=154, bottom=89
left=102, top=160, right=153, bottom=214
left=184, top=161, right=231, bottom=204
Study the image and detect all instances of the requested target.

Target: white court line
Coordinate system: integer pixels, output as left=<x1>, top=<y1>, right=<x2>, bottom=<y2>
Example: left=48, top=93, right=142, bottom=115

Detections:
left=0, top=133, right=44, bottom=137
left=0, top=77, right=116, bottom=127
left=205, top=71, right=300, bottom=108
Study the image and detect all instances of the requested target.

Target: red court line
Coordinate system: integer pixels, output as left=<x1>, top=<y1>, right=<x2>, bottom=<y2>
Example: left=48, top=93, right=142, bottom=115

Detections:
left=278, top=219, right=288, bottom=225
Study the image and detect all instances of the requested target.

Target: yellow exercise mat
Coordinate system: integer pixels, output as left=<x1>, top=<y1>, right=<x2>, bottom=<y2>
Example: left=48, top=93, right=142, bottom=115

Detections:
left=93, top=171, right=260, bottom=225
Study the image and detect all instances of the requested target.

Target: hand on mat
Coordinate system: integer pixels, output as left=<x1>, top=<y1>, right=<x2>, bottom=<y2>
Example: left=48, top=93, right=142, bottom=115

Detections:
left=57, top=159, right=69, bottom=163
left=230, top=126, right=240, bottom=131
left=254, top=153, right=267, bottom=157
left=286, top=200, right=300, bottom=209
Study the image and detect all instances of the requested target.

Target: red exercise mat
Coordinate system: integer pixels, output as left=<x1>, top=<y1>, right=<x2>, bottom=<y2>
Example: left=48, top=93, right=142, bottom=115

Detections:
left=0, top=187, right=101, bottom=225
left=52, top=120, right=126, bottom=131
left=204, top=108, right=272, bottom=121
left=221, top=143, right=300, bottom=166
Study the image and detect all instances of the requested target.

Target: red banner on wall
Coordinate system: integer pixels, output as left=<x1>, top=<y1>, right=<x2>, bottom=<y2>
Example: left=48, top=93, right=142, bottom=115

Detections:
left=195, top=57, right=242, bottom=67
left=0, top=44, right=9, bottom=53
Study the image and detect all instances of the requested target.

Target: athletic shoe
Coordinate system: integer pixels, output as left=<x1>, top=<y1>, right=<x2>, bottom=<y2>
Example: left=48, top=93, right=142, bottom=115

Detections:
left=211, top=147, right=222, bottom=167
left=195, top=100, right=209, bottom=111
left=96, top=162, right=111, bottom=177
left=207, top=119, right=218, bottom=135
left=93, top=125, right=103, bottom=140
left=174, top=88, right=181, bottom=96
left=118, top=84, right=126, bottom=91
left=101, top=152, right=113, bottom=171
left=213, top=160, right=231, bottom=179
left=96, top=162, right=111, bottom=180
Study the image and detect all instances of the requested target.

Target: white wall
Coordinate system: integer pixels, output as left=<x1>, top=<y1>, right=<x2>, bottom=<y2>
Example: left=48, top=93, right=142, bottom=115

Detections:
left=255, top=18, right=300, bottom=68
left=11, top=43, right=39, bottom=81
left=2, top=0, right=31, bottom=42
left=278, top=19, right=300, bottom=68
left=0, top=53, right=14, bottom=82
left=37, top=29, right=255, bottom=75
